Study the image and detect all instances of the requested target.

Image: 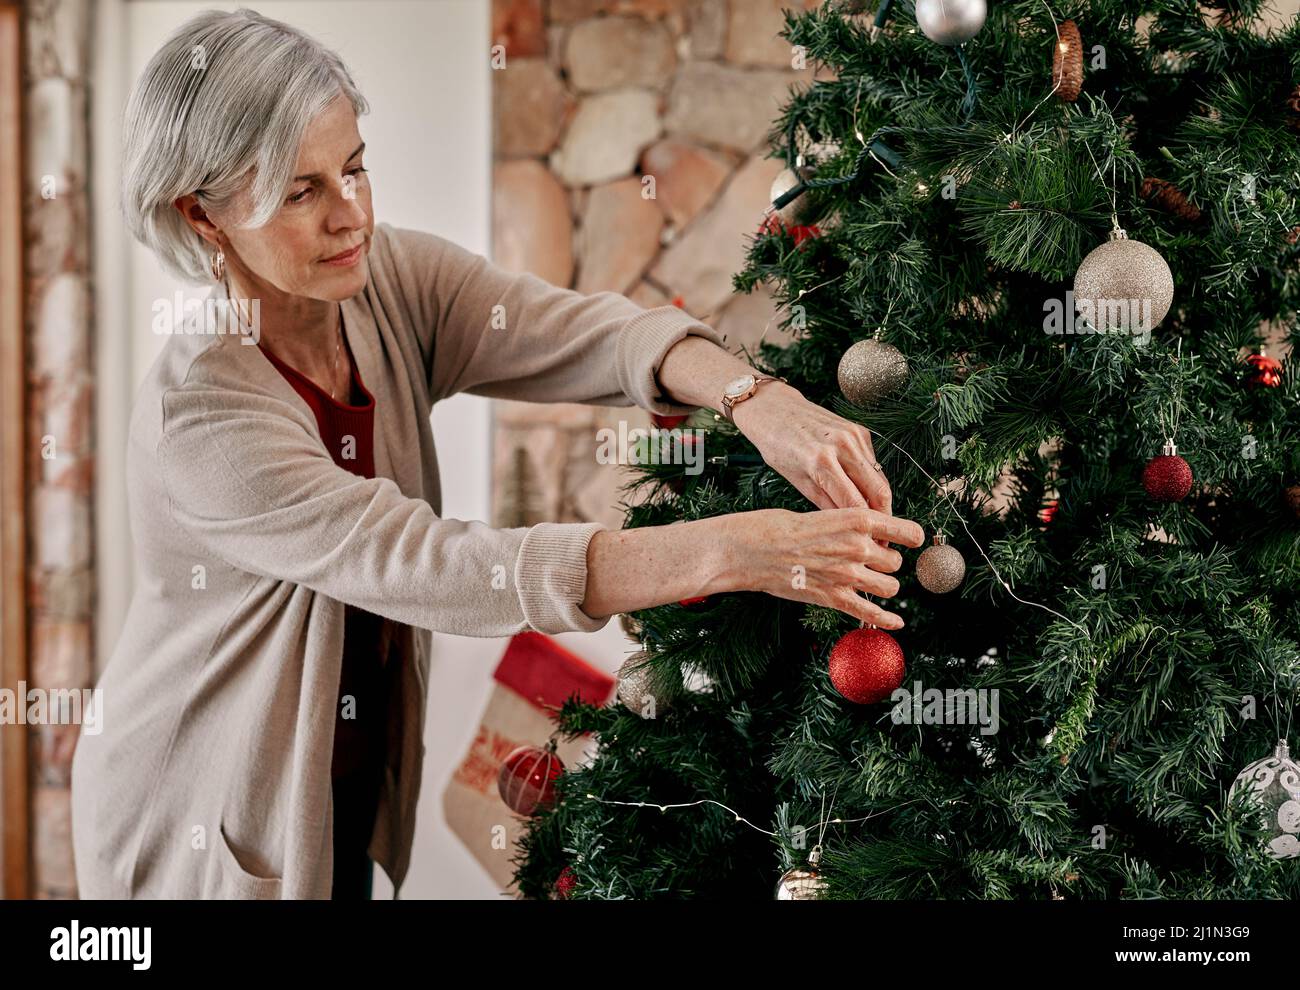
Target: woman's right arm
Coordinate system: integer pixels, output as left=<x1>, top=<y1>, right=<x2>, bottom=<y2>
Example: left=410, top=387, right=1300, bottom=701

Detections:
left=581, top=508, right=925, bottom=630
left=157, top=382, right=609, bottom=638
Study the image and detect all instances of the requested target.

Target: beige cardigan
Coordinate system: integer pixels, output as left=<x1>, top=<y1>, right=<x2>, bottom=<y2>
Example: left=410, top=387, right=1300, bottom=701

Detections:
left=70, top=223, right=725, bottom=898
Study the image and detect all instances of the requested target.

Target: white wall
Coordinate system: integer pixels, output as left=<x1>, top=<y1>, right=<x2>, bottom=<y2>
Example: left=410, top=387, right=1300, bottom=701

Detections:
left=93, top=0, right=630, bottom=900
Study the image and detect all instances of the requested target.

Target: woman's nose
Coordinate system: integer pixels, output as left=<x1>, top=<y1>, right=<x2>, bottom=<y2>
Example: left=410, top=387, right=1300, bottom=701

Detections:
left=328, top=181, right=367, bottom=230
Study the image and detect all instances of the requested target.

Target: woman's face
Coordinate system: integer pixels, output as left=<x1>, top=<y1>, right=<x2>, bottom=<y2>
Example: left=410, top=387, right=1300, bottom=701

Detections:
left=210, top=92, right=374, bottom=302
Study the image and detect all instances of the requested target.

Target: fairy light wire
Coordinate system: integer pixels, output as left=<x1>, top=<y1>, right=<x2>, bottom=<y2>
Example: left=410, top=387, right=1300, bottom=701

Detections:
left=582, top=793, right=923, bottom=840
left=867, top=424, right=1093, bottom=638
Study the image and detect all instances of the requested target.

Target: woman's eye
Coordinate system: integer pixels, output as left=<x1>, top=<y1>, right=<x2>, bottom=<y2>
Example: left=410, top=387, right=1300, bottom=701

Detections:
left=285, top=168, right=364, bottom=205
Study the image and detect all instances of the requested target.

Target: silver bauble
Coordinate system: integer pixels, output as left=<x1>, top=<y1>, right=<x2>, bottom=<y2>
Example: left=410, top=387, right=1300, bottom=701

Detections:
left=618, top=612, right=642, bottom=640
left=615, top=650, right=672, bottom=720
left=916, top=535, right=966, bottom=593
left=775, top=847, right=827, bottom=900
left=1228, top=739, right=1300, bottom=859
left=915, top=0, right=987, bottom=45
left=838, top=338, right=909, bottom=407
left=770, top=166, right=814, bottom=226
left=775, top=866, right=826, bottom=899
left=1073, top=228, right=1174, bottom=333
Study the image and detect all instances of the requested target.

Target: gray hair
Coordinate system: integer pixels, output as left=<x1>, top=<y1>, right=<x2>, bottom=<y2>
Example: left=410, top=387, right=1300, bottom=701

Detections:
left=121, top=7, right=368, bottom=283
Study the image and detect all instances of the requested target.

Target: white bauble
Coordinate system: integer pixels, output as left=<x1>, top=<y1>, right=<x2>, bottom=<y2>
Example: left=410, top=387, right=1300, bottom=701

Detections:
left=915, top=0, right=987, bottom=45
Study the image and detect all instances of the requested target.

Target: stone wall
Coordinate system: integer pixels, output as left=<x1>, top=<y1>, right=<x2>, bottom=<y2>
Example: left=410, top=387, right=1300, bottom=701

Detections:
left=22, top=0, right=95, bottom=900
left=489, top=0, right=822, bottom=529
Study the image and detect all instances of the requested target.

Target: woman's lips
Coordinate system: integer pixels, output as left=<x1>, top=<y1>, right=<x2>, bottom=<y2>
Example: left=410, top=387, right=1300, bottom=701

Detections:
left=320, top=241, right=364, bottom=266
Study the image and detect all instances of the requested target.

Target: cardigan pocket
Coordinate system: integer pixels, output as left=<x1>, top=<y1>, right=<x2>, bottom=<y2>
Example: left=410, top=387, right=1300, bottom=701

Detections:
left=215, top=821, right=283, bottom=900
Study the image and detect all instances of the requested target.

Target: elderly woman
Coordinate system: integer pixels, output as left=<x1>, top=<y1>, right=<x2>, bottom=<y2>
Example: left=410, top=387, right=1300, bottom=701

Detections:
left=70, top=8, right=924, bottom=900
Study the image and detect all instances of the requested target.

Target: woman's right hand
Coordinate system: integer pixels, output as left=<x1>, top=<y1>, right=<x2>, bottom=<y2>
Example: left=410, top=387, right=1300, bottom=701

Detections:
left=729, top=507, right=926, bottom=630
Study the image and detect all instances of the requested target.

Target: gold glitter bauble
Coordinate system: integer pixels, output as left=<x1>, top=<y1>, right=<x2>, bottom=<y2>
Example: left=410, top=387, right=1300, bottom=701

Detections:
left=838, top=339, right=909, bottom=408
left=916, top=537, right=966, bottom=594
left=1073, top=229, right=1174, bottom=333
left=615, top=651, right=673, bottom=719
left=770, top=166, right=815, bottom=226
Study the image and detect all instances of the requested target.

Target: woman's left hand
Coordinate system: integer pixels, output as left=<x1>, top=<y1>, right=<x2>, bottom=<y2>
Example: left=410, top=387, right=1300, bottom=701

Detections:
left=730, top=382, right=891, bottom=515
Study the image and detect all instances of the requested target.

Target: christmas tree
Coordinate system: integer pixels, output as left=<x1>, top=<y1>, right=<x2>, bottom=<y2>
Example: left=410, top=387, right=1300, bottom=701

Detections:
left=513, top=0, right=1300, bottom=899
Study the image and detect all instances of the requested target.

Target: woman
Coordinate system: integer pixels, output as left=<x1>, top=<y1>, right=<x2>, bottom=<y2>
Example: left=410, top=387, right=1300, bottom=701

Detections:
left=70, top=8, right=924, bottom=900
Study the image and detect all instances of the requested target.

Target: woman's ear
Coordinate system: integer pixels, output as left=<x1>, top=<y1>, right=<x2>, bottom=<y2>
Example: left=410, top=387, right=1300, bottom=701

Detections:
left=173, top=194, right=223, bottom=247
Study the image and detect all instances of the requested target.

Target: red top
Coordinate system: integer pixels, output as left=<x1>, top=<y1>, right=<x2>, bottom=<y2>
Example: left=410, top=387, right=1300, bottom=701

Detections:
left=260, top=332, right=390, bottom=783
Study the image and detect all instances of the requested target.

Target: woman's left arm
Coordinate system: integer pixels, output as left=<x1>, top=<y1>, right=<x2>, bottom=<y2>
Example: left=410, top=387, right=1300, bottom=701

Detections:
left=655, top=334, right=892, bottom=516
left=382, top=225, right=727, bottom=416
left=382, top=225, right=891, bottom=516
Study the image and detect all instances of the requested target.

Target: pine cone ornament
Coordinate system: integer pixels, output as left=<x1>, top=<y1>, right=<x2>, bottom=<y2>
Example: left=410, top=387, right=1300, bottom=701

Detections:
left=1286, top=85, right=1300, bottom=134
left=1201, top=0, right=1244, bottom=27
left=1141, top=177, right=1201, bottom=222
left=1052, top=20, right=1083, bottom=102
left=1283, top=484, right=1300, bottom=519
left=952, top=350, right=988, bottom=382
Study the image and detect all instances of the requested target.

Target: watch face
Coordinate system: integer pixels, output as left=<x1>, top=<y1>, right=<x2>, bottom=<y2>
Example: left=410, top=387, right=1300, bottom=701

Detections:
left=724, top=374, right=755, bottom=398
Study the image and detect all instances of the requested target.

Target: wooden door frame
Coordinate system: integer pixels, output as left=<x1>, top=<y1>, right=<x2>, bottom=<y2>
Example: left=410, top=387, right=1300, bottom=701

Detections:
left=0, top=0, right=29, bottom=901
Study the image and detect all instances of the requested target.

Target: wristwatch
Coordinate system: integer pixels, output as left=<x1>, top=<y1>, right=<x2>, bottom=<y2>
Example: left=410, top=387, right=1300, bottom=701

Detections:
left=720, top=373, right=785, bottom=423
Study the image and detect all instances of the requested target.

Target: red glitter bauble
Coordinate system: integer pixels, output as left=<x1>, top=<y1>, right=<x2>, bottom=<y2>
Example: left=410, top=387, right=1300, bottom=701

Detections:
left=497, top=745, right=564, bottom=816
left=828, top=628, right=906, bottom=705
left=757, top=213, right=822, bottom=248
left=678, top=595, right=710, bottom=606
left=1037, top=497, right=1060, bottom=527
left=652, top=412, right=689, bottom=429
left=1142, top=454, right=1193, bottom=502
left=553, top=866, right=578, bottom=899
left=1243, top=352, right=1283, bottom=389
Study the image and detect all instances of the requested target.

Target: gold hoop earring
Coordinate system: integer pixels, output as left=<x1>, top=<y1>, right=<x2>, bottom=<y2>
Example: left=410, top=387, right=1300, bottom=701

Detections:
left=209, top=246, right=225, bottom=282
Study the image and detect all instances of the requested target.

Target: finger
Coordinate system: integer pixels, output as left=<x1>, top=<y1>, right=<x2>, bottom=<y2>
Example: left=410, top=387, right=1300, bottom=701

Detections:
left=794, top=472, right=837, bottom=510
left=842, top=456, right=893, bottom=549
left=858, top=428, right=889, bottom=512
left=852, top=508, right=925, bottom=548
left=842, top=437, right=892, bottom=517
left=838, top=430, right=892, bottom=548
left=832, top=591, right=904, bottom=630
left=857, top=541, right=904, bottom=574
left=852, top=566, right=901, bottom=598
left=811, top=458, right=868, bottom=510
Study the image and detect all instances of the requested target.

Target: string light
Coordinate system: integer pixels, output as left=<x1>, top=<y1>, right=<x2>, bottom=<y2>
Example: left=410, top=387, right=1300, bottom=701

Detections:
left=582, top=793, right=922, bottom=839
left=867, top=425, right=1093, bottom=638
